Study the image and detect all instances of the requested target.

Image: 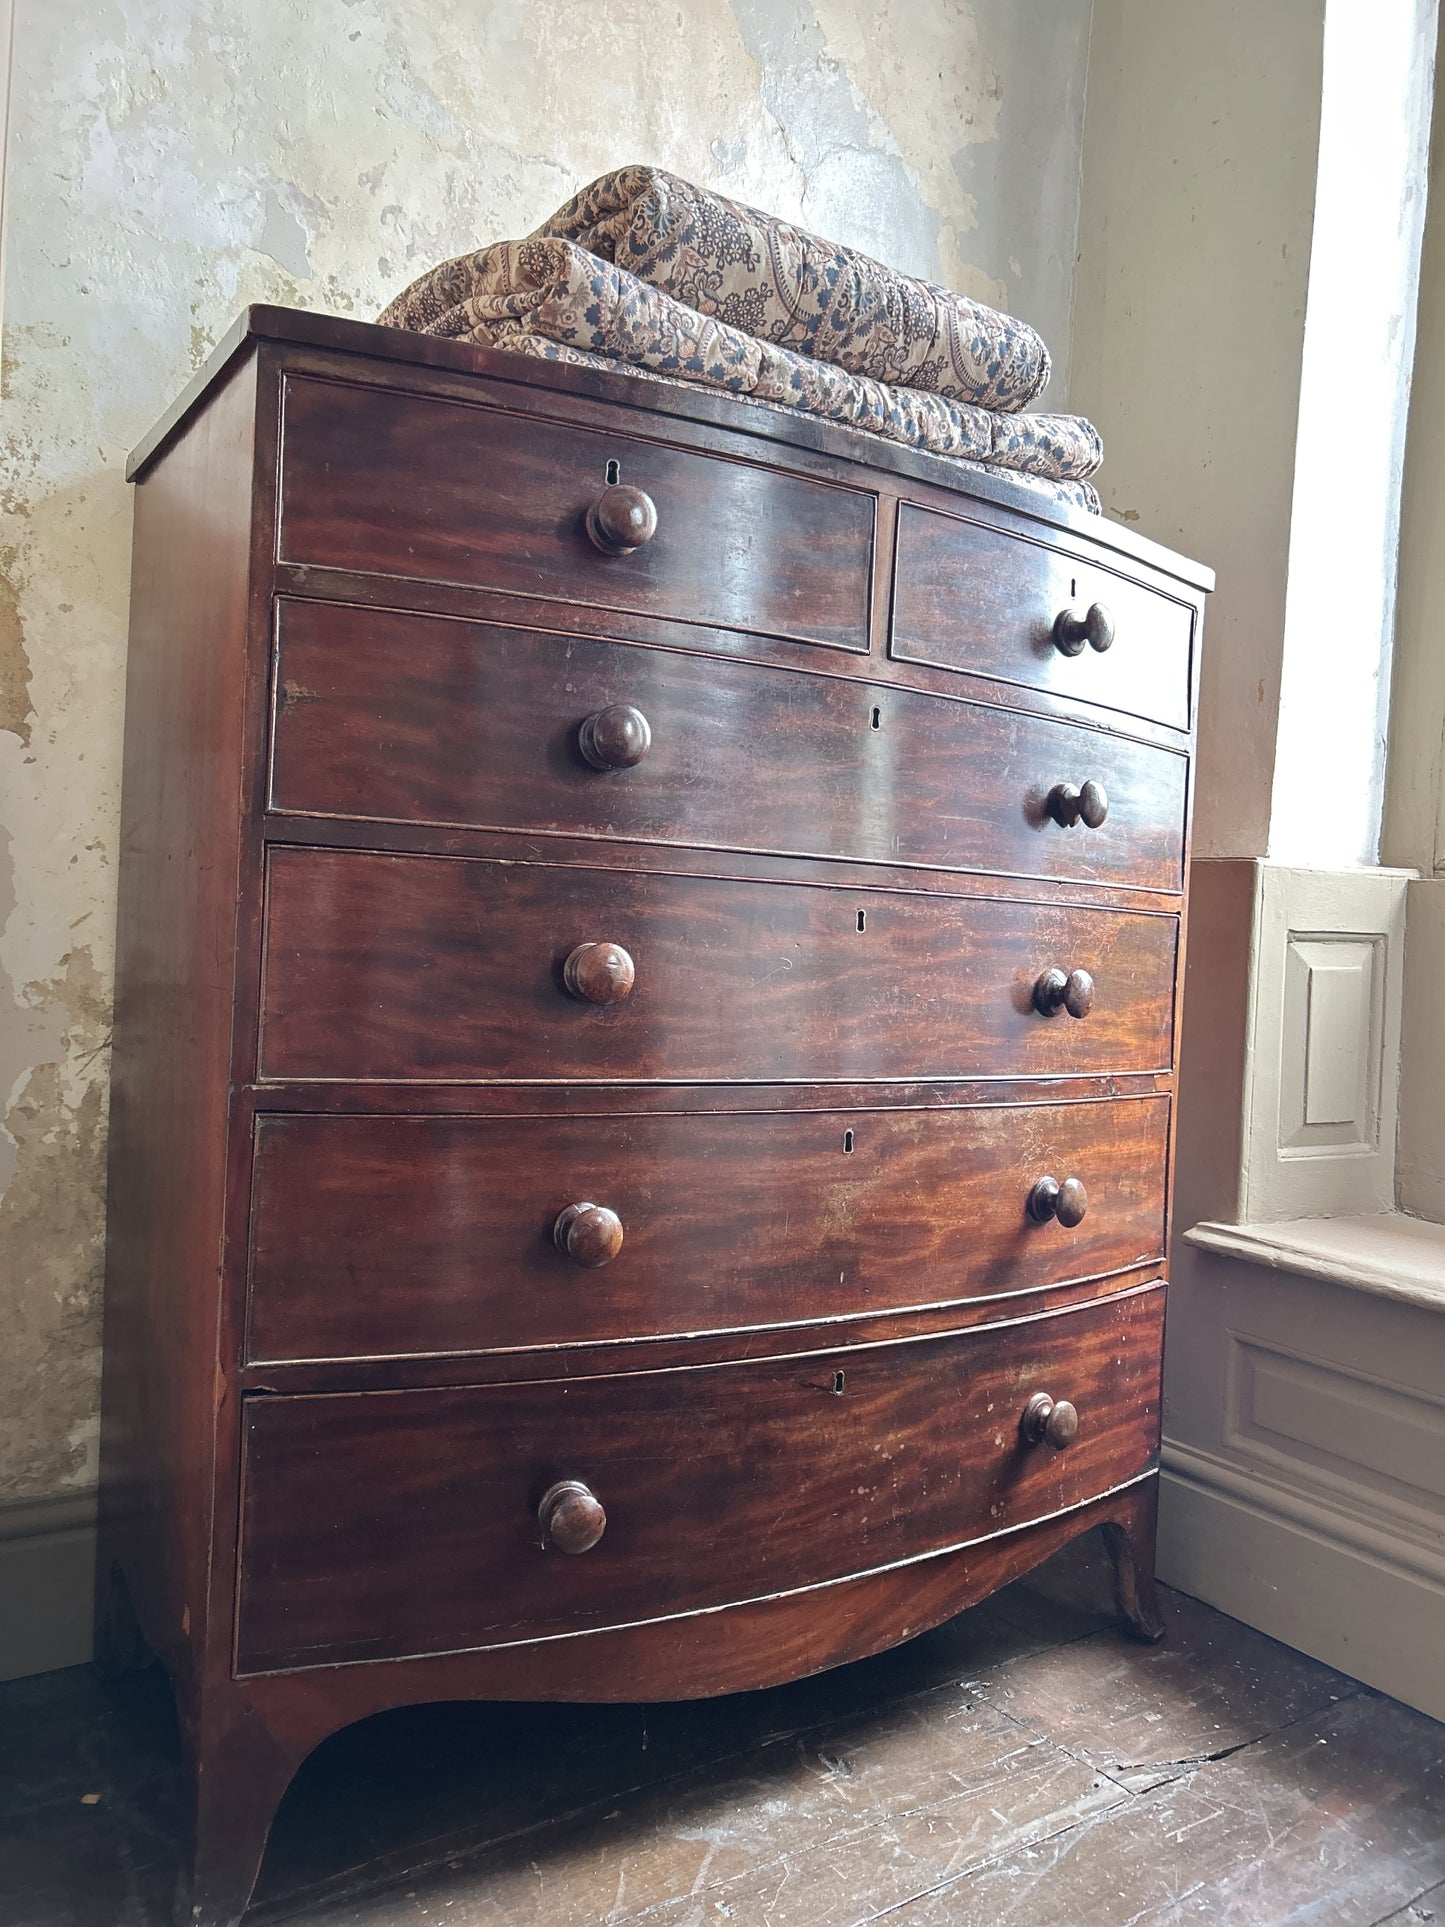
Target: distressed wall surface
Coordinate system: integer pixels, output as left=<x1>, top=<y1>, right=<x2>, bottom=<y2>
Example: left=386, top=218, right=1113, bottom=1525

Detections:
left=0, top=0, right=1091, bottom=1507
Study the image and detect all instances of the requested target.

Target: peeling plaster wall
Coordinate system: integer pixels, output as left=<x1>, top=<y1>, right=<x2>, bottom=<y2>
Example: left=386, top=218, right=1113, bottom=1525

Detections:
left=0, top=0, right=1091, bottom=1507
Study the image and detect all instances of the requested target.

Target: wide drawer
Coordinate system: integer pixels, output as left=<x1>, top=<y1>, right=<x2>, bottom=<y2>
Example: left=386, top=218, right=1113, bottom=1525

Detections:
left=277, top=376, right=874, bottom=653
left=258, top=850, right=1178, bottom=1083
left=892, top=503, right=1195, bottom=731
left=235, top=1285, right=1164, bottom=1672
left=270, top=600, right=1188, bottom=893
left=246, top=1097, right=1170, bottom=1362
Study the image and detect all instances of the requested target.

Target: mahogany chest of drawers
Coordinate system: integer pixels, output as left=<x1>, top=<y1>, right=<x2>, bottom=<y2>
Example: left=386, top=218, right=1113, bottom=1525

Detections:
left=97, top=305, right=1211, bottom=1925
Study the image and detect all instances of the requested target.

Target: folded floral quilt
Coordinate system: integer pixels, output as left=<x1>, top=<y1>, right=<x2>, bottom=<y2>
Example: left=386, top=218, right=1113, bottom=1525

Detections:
left=378, top=237, right=1103, bottom=511
left=537, top=166, right=1051, bottom=414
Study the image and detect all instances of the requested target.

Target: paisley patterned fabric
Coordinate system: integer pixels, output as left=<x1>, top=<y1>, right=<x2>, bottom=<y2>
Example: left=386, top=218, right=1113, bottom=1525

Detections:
left=468, top=330, right=1102, bottom=516
left=537, top=166, right=1051, bottom=413
left=378, top=236, right=1102, bottom=510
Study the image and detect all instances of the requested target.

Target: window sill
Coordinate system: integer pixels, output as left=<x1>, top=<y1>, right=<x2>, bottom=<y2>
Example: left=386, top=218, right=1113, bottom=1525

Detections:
left=1184, top=1213, right=1445, bottom=1313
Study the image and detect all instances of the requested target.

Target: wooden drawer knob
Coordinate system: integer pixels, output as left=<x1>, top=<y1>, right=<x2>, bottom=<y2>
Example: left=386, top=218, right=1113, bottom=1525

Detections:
left=1033, top=966, right=1095, bottom=1019
left=1022, top=1392, right=1079, bottom=1450
left=538, top=1479, right=607, bottom=1554
left=586, top=484, right=658, bottom=556
left=1053, top=601, right=1115, bottom=656
left=1047, top=780, right=1109, bottom=829
left=1027, top=1175, right=1088, bottom=1227
left=564, top=941, right=635, bottom=1004
left=553, top=1202, right=625, bottom=1267
left=579, top=703, right=652, bottom=770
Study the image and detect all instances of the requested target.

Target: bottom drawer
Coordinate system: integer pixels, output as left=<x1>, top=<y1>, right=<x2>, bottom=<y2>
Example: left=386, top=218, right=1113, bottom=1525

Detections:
left=236, top=1287, right=1164, bottom=1674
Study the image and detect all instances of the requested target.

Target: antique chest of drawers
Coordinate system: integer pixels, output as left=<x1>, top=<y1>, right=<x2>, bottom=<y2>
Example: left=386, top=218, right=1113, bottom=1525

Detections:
left=97, top=306, right=1211, bottom=1925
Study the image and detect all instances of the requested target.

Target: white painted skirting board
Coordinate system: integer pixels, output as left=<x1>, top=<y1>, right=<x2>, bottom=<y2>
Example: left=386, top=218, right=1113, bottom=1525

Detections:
left=1159, top=1439, right=1445, bottom=1722
left=0, top=1491, right=96, bottom=1681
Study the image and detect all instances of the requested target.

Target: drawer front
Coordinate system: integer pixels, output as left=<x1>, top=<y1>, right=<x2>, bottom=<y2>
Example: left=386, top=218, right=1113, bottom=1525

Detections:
left=270, top=600, right=1188, bottom=893
left=892, top=504, right=1194, bottom=731
left=235, top=1286, right=1164, bottom=1672
left=246, top=1098, right=1170, bottom=1362
left=259, top=850, right=1178, bottom=1083
left=277, top=377, right=873, bottom=653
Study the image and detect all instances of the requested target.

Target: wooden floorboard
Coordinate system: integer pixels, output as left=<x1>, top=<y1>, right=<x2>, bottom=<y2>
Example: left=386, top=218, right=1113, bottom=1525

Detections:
left=0, top=1532, right=1439, bottom=1927
left=984, top=1584, right=1364, bottom=1795
left=884, top=1692, right=1445, bottom=1926
left=1372, top=1881, right=1445, bottom=1925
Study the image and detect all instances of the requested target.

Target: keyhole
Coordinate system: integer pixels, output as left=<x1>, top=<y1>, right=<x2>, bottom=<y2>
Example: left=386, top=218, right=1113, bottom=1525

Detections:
left=856, top=910, right=866, bottom=932
left=832, top=1371, right=846, bottom=1395
left=605, top=458, right=621, bottom=485
left=870, top=706, right=881, bottom=730
left=843, top=1129, right=854, bottom=1154
left=1070, top=577, right=1077, bottom=598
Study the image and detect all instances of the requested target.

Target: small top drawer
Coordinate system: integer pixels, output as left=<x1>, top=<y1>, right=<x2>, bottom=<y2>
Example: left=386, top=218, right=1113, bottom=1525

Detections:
left=892, top=504, right=1195, bottom=731
left=277, top=376, right=874, bottom=654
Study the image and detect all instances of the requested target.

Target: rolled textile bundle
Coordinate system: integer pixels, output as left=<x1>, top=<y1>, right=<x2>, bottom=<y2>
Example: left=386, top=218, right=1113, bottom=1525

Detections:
left=378, top=236, right=1102, bottom=510
left=536, top=165, right=1052, bottom=414
left=462, top=330, right=1102, bottom=515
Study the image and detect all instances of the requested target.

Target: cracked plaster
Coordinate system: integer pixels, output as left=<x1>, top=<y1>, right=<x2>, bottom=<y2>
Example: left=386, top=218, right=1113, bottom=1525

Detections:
left=0, top=0, right=1089, bottom=1504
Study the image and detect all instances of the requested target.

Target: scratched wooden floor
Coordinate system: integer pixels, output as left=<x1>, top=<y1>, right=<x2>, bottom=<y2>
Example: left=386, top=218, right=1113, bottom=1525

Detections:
left=3, top=1533, right=1442, bottom=1926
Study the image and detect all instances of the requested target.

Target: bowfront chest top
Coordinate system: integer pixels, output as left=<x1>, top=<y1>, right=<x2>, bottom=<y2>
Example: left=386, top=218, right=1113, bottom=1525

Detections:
left=98, top=305, right=1212, bottom=1926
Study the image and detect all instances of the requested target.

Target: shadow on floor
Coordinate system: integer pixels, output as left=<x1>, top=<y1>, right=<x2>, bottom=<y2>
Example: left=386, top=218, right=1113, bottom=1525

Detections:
left=2, top=1533, right=1441, bottom=1927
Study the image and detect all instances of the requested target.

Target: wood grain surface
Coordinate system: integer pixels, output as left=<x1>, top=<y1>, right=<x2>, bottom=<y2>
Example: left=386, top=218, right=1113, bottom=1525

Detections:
left=258, top=848, right=1179, bottom=1083
left=95, top=352, right=264, bottom=1716
left=269, top=597, right=1188, bottom=891
left=102, top=311, right=1209, bottom=1927
left=245, top=1097, right=1170, bottom=1361
left=277, top=375, right=875, bottom=652
left=892, top=502, right=1195, bottom=731
left=235, top=1288, right=1163, bottom=1673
